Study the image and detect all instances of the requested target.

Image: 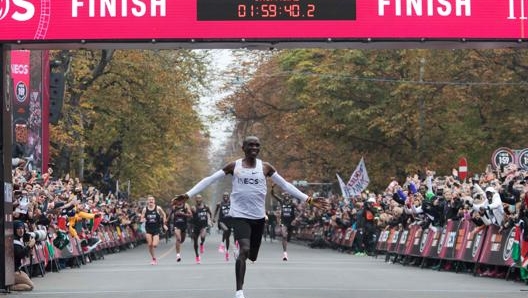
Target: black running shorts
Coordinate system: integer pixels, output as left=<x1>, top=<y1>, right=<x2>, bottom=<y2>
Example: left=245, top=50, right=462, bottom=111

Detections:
left=230, top=217, right=265, bottom=262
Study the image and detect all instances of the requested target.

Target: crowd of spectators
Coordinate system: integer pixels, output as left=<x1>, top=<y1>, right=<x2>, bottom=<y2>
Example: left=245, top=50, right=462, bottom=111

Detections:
left=10, top=161, right=146, bottom=291
left=284, top=164, right=528, bottom=279
left=11, top=153, right=528, bottom=289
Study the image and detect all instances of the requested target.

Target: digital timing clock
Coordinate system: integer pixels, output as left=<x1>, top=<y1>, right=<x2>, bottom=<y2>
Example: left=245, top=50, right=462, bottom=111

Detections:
left=197, top=0, right=356, bottom=20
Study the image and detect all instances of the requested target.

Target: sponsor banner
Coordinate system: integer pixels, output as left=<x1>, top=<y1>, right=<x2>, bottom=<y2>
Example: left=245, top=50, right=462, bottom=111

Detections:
left=396, top=228, right=409, bottom=255
left=10, top=50, right=44, bottom=173
left=342, top=228, right=356, bottom=248
left=11, top=50, right=31, bottom=147
left=0, top=1, right=526, bottom=41
left=332, top=228, right=345, bottom=246
left=478, top=225, right=515, bottom=267
left=437, top=220, right=457, bottom=260
left=459, top=224, right=487, bottom=263
left=376, top=229, right=390, bottom=252
left=421, top=227, right=442, bottom=259
left=453, top=220, right=471, bottom=260
left=386, top=229, right=400, bottom=253
left=405, top=225, right=423, bottom=257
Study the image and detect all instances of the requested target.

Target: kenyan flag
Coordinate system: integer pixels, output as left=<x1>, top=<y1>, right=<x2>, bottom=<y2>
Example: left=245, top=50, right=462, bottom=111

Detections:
left=512, top=223, right=528, bottom=281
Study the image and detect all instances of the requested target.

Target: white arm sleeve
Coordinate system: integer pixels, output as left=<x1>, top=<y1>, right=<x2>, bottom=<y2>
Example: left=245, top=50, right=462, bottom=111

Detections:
left=271, top=172, right=308, bottom=202
left=186, top=170, right=226, bottom=198
left=412, top=204, right=423, bottom=215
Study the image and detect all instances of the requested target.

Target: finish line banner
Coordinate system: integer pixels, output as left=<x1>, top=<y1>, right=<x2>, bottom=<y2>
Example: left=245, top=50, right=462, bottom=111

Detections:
left=0, top=1, right=527, bottom=41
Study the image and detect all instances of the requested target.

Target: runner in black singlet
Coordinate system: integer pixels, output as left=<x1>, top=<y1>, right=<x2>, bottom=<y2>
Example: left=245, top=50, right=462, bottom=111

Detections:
left=191, top=194, right=212, bottom=264
left=213, top=192, right=233, bottom=261
left=170, top=198, right=192, bottom=262
left=140, top=195, right=167, bottom=265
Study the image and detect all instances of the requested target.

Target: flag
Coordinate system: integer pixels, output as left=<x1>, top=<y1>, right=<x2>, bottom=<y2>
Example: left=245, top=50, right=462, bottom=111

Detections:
left=513, top=222, right=528, bottom=269
left=336, top=173, right=352, bottom=199
left=512, top=225, right=520, bottom=263
left=91, top=216, right=103, bottom=233
left=346, top=157, right=370, bottom=197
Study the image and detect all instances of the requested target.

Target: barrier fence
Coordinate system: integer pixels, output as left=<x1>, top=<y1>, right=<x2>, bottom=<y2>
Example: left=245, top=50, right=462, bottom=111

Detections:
left=296, top=220, right=523, bottom=279
left=20, top=223, right=145, bottom=278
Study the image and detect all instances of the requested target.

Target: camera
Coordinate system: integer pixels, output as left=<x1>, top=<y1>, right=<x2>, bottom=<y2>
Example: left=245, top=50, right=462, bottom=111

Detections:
left=23, top=230, right=47, bottom=242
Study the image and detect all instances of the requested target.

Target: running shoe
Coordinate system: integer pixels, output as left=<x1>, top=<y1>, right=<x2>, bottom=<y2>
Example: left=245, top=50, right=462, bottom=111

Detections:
left=218, top=243, right=226, bottom=253
left=176, top=253, right=181, bottom=262
left=283, top=252, right=288, bottom=261
left=150, top=258, right=158, bottom=265
left=235, top=290, right=245, bottom=298
left=195, top=256, right=201, bottom=264
left=200, top=244, right=205, bottom=254
left=225, top=251, right=229, bottom=261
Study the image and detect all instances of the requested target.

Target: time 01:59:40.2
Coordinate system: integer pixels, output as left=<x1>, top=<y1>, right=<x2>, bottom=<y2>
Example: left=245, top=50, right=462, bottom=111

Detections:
left=237, top=4, right=315, bottom=18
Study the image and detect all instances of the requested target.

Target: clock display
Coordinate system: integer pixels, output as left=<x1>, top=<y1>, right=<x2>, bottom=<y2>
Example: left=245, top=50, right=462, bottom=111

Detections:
left=197, top=0, right=356, bottom=20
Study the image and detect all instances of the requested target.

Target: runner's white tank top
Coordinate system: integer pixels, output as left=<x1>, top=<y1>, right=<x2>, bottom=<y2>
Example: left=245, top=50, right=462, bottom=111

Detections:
left=229, top=158, right=267, bottom=219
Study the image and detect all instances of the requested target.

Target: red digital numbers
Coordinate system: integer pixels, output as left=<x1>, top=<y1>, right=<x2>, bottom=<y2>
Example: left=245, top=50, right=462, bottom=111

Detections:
left=238, top=3, right=316, bottom=19
left=307, top=4, right=315, bottom=17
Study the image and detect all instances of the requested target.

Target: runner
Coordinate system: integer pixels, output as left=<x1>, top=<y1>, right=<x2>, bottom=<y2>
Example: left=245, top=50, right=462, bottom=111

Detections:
left=213, top=192, right=233, bottom=261
left=140, top=195, right=168, bottom=265
left=191, top=194, right=212, bottom=264
left=170, top=197, right=192, bottom=262
left=175, top=136, right=328, bottom=298
left=271, top=184, right=299, bottom=261
left=265, top=209, right=277, bottom=243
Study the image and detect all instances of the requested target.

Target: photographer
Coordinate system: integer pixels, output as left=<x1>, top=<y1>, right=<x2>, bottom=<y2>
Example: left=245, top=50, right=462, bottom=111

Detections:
left=356, top=197, right=378, bottom=256
left=12, top=220, right=35, bottom=291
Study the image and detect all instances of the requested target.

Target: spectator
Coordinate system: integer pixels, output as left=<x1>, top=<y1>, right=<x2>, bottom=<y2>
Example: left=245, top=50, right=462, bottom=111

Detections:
left=12, top=220, right=35, bottom=291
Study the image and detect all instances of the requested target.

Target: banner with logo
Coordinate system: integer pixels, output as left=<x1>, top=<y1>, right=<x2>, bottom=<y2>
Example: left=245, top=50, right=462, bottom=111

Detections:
left=478, top=225, right=515, bottom=267
left=10, top=50, right=45, bottom=173
left=346, top=157, right=370, bottom=197
left=376, top=229, right=390, bottom=252
left=0, top=1, right=527, bottom=41
left=336, top=173, right=351, bottom=200
left=386, top=229, right=400, bottom=253
left=421, top=227, right=442, bottom=259
left=11, top=50, right=31, bottom=148
left=437, top=220, right=458, bottom=260
left=405, top=225, right=424, bottom=256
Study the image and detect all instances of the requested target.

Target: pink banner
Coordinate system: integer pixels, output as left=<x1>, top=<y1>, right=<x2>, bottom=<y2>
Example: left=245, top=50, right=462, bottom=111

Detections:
left=405, top=225, right=423, bottom=256
left=478, top=225, right=515, bottom=267
left=0, top=1, right=526, bottom=41
left=421, top=227, right=442, bottom=258
left=11, top=50, right=31, bottom=147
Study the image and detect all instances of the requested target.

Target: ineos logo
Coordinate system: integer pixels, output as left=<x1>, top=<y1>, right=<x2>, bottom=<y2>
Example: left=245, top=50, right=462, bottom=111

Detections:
left=11, top=64, right=29, bottom=75
left=0, top=0, right=35, bottom=21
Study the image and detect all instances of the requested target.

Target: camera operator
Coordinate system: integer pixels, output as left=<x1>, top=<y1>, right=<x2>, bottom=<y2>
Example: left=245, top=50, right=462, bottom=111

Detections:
left=12, top=220, right=35, bottom=291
